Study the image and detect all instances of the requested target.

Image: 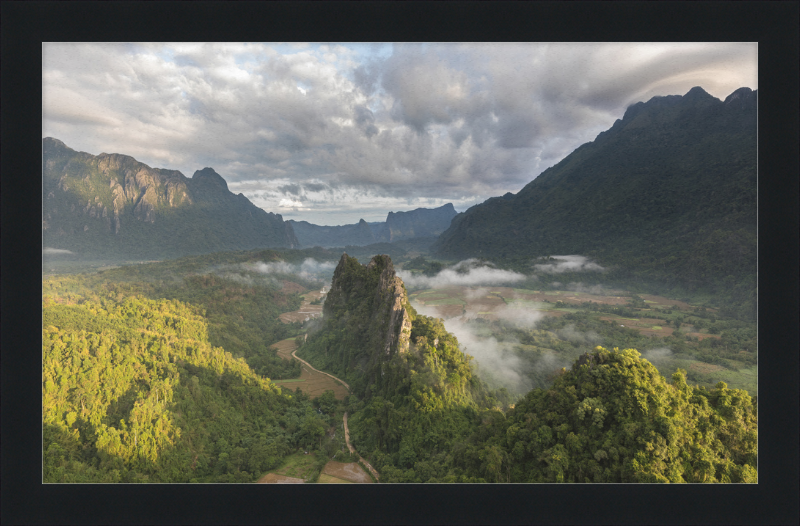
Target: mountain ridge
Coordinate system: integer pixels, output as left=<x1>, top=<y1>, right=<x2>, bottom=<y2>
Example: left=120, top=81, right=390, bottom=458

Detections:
left=42, top=138, right=298, bottom=259
left=288, top=203, right=457, bottom=248
left=433, top=86, right=757, bottom=315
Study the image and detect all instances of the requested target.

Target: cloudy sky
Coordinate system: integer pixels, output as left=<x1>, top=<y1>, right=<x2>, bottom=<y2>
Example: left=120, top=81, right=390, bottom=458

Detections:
left=42, top=42, right=757, bottom=225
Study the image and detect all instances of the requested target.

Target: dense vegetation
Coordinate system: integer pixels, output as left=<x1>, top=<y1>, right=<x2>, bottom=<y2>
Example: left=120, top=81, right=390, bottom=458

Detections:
left=447, top=347, right=757, bottom=483
left=42, top=248, right=757, bottom=483
left=434, top=87, right=757, bottom=319
left=41, top=248, right=349, bottom=482
left=43, top=288, right=327, bottom=482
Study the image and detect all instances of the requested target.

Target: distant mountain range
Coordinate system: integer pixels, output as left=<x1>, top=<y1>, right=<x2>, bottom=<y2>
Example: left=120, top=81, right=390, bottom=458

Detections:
left=288, top=203, right=457, bottom=248
left=42, top=138, right=298, bottom=259
left=434, top=86, right=757, bottom=313
left=42, top=138, right=459, bottom=260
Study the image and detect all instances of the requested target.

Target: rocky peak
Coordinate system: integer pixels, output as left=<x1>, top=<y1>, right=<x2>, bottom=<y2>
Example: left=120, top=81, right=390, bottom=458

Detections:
left=682, top=86, right=714, bottom=102
left=43, top=137, right=70, bottom=152
left=192, top=167, right=228, bottom=191
left=724, top=87, right=757, bottom=110
left=325, top=254, right=411, bottom=357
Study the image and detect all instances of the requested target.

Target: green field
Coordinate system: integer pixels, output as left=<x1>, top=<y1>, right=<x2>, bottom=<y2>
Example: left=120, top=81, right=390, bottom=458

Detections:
left=423, top=298, right=465, bottom=306
left=264, top=451, right=321, bottom=481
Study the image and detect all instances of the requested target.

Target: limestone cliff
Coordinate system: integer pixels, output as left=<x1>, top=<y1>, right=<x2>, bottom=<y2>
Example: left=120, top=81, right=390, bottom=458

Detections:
left=374, top=203, right=457, bottom=242
left=324, top=254, right=412, bottom=357
left=299, top=253, right=414, bottom=397
left=42, top=138, right=298, bottom=258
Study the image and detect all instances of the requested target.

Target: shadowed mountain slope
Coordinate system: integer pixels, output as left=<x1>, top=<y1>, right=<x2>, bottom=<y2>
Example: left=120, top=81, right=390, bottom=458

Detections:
left=434, top=87, right=756, bottom=314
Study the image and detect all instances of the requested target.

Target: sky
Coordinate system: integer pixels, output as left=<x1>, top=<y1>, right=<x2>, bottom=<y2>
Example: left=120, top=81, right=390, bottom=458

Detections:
left=42, top=42, right=757, bottom=225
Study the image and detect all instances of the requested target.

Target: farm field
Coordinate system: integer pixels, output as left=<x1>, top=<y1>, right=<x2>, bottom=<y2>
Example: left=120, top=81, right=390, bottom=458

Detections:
left=410, top=286, right=717, bottom=339
left=270, top=338, right=349, bottom=400
left=279, top=290, right=325, bottom=323
left=257, top=451, right=319, bottom=483
left=320, top=460, right=373, bottom=483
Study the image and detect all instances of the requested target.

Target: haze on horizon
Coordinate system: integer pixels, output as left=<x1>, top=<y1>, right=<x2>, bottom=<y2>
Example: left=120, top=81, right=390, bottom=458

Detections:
left=43, top=42, right=757, bottom=225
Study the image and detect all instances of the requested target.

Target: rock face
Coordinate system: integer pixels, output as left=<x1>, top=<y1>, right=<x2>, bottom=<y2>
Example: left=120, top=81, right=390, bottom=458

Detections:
left=304, top=253, right=413, bottom=396
left=375, top=203, right=457, bottom=242
left=42, top=138, right=298, bottom=258
left=325, top=253, right=411, bottom=357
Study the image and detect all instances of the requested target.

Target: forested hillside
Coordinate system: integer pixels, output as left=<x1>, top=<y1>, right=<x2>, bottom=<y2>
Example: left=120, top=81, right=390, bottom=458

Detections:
left=434, top=87, right=757, bottom=318
left=445, top=347, right=757, bottom=483
left=42, top=248, right=342, bottom=482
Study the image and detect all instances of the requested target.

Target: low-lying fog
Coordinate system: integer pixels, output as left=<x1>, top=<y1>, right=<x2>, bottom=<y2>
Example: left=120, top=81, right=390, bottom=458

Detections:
left=404, top=256, right=610, bottom=396
left=213, top=258, right=337, bottom=287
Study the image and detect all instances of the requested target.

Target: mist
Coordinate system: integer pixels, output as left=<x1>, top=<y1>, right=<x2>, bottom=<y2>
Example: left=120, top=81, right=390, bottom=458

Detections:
left=533, top=255, right=605, bottom=274
left=242, top=258, right=335, bottom=283
left=210, top=257, right=336, bottom=287
left=413, top=293, right=552, bottom=395
left=443, top=316, right=534, bottom=396
left=556, top=324, right=602, bottom=346
left=43, top=247, right=75, bottom=255
left=641, top=347, right=674, bottom=368
left=398, top=259, right=526, bottom=289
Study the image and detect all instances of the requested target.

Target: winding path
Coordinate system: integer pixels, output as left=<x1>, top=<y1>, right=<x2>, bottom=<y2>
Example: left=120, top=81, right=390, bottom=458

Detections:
left=291, top=347, right=380, bottom=482
left=291, top=349, right=351, bottom=391
left=343, top=412, right=380, bottom=482
left=272, top=329, right=380, bottom=482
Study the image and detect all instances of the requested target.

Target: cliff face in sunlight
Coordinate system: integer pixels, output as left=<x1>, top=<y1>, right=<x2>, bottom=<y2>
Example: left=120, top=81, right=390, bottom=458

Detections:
left=42, top=137, right=298, bottom=259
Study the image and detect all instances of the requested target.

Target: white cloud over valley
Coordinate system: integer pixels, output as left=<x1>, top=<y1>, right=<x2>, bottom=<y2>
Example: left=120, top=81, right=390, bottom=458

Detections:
left=399, top=259, right=527, bottom=289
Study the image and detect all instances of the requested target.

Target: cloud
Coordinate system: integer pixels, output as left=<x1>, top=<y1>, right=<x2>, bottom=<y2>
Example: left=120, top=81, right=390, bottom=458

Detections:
left=641, top=347, right=674, bottom=365
left=212, top=258, right=336, bottom=286
left=43, top=43, right=757, bottom=224
left=533, top=255, right=605, bottom=274
left=398, top=259, right=526, bottom=289
left=442, top=317, right=533, bottom=395
left=556, top=324, right=602, bottom=346
left=487, top=305, right=545, bottom=327
left=43, top=247, right=75, bottom=255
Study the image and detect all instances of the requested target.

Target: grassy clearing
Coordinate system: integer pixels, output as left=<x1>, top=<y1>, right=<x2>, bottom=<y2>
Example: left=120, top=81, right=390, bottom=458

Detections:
left=423, top=298, right=465, bottom=306
left=505, top=300, right=552, bottom=310
left=318, top=473, right=353, bottom=483
left=598, top=313, right=640, bottom=321
left=273, top=451, right=320, bottom=480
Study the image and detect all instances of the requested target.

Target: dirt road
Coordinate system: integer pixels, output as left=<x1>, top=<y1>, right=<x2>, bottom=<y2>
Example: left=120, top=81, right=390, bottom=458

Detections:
left=270, top=338, right=349, bottom=400
left=343, top=412, right=380, bottom=482
left=274, top=297, right=380, bottom=482
left=291, top=348, right=351, bottom=391
left=289, top=347, right=380, bottom=481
